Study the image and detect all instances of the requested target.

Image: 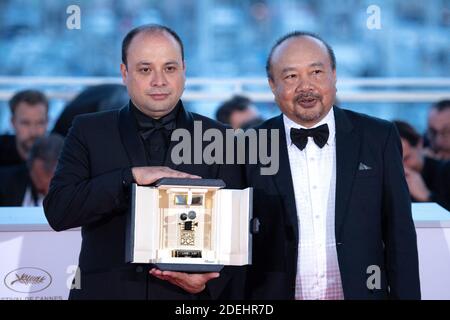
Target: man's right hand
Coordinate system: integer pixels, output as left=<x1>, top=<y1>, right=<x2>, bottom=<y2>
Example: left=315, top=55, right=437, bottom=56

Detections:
left=131, top=166, right=201, bottom=185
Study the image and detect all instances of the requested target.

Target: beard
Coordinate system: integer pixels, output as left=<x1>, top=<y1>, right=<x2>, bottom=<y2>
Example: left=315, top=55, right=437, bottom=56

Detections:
left=292, top=91, right=326, bottom=123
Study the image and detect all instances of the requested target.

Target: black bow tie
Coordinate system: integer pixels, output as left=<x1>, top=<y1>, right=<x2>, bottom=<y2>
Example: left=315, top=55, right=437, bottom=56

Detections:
left=132, top=103, right=178, bottom=141
left=290, top=124, right=329, bottom=150
left=140, top=119, right=176, bottom=140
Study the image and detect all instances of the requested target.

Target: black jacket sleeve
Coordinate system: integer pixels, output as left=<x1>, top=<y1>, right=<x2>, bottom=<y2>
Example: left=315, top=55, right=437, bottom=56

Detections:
left=382, top=124, right=421, bottom=299
left=43, top=117, right=130, bottom=231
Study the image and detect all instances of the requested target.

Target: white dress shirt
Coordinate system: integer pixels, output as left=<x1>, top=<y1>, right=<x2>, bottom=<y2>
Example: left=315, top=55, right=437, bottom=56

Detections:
left=283, top=107, right=344, bottom=300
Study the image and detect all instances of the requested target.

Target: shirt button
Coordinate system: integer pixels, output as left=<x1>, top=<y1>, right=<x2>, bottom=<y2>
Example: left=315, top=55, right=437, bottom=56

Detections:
left=310, top=157, right=315, bottom=161
left=315, top=215, right=320, bottom=219
left=312, top=185, right=317, bottom=190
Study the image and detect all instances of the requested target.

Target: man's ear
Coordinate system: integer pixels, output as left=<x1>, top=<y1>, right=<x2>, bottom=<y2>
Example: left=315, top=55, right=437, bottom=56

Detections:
left=268, top=77, right=276, bottom=94
left=181, top=61, right=187, bottom=82
left=120, top=63, right=128, bottom=84
left=10, top=115, right=16, bottom=129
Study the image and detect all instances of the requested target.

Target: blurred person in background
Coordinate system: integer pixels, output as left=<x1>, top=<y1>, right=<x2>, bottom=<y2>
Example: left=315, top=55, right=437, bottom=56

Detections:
left=215, top=95, right=263, bottom=129
left=52, top=84, right=129, bottom=137
left=426, top=100, right=450, bottom=160
left=394, top=120, right=450, bottom=211
left=0, top=134, right=64, bottom=206
left=0, top=90, right=48, bottom=167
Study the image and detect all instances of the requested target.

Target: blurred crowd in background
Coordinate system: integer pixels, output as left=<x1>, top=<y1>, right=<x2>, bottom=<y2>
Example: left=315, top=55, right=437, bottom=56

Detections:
left=0, top=0, right=449, bottom=209
left=1, top=0, right=448, bottom=77
left=0, top=87, right=449, bottom=211
left=0, top=0, right=449, bottom=132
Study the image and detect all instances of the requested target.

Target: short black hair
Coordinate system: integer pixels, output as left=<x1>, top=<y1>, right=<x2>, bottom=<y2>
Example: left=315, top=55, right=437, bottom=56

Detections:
left=121, top=24, right=184, bottom=66
left=52, top=84, right=129, bottom=137
left=215, top=95, right=253, bottom=125
left=9, top=89, right=48, bottom=116
left=393, top=120, right=421, bottom=147
left=266, top=31, right=336, bottom=79
left=431, top=99, right=450, bottom=112
left=27, top=134, right=64, bottom=173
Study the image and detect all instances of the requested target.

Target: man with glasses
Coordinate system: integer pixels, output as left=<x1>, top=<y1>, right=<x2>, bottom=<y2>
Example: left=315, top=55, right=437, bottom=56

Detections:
left=426, top=100, right=450, bottom=160
left=394, top=120, right=450, bottom=211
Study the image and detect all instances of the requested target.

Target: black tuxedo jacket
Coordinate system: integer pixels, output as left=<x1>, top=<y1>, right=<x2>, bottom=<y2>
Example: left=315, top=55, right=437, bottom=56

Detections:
left=0, top=135, right=24, bottom=167
left=0, top=164, right=29, bottom=206
left=245, top=107, right=421, bottom=300
left=44, top=101, right=246, bottom=300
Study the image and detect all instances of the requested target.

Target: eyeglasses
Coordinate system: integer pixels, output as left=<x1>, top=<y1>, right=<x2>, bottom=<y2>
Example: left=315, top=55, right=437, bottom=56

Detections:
left=427, top=127, right=450, bottom=140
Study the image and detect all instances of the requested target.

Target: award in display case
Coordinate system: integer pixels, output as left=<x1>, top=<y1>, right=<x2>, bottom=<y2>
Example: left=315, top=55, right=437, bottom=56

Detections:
left=126, top=178, right=254, bottom=272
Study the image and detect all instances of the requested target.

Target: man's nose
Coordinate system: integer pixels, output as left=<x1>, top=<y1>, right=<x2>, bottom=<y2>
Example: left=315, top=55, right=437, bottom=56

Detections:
left=150, top=71, right=167, bottom=87
left=30, top=123, right=43, bottom=137
left=295, top=76, right=313, bottom=92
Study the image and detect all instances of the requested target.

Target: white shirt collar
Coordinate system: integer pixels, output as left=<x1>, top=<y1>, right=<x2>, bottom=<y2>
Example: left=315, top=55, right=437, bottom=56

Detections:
left=283, top=106, right=336, bottom=148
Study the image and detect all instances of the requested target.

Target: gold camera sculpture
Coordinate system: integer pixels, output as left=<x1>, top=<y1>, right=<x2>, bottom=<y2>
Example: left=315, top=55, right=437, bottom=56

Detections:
left=126, top=178, right=253, bottom=272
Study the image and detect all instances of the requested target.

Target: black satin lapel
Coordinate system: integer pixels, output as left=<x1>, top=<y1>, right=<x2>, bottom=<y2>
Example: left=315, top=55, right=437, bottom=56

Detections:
left=334, top=107, right=361, bottom=241
left=270, top=115, right=299, bottom=241
left=118, top=104, right=148, bottom=167
left=164, top=100, right=194, bottom=170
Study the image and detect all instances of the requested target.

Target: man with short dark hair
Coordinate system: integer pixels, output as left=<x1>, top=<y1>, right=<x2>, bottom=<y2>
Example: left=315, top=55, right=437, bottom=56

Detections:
left=44, top=24, right=245, bottom=300
left=426, top=99, right=450, bottom=160
left=0, top=134, right=63, bottom=206
left=52, top=84, right=129, bottom=137
left=394, top=120, right=450, bottom=211
left=215, top=95, right=262, bottom=129
left=0, top=89, right=49, bottom=166
left=245, top=31, right=420, bottom=299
